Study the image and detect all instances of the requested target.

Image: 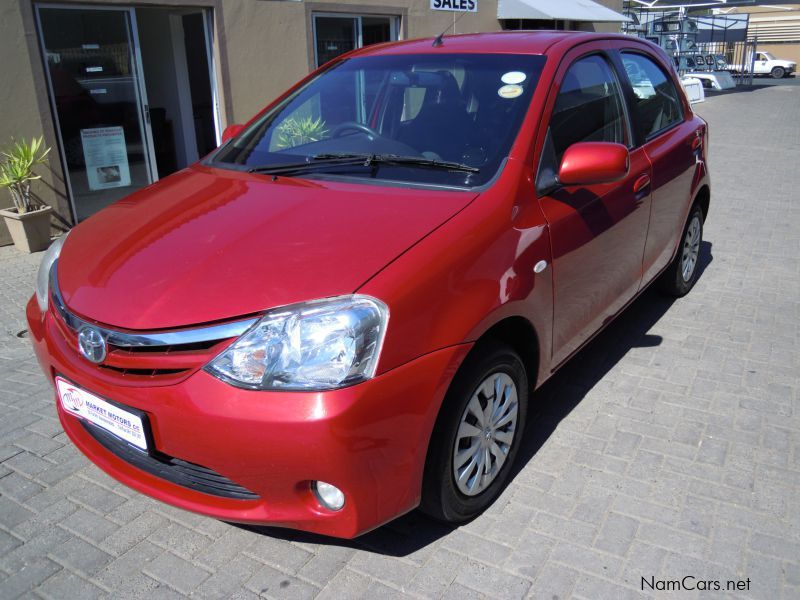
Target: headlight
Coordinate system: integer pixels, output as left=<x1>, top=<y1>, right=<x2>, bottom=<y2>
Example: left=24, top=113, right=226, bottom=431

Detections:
left=204, top=295, right=388, bottom=391
left=35, top=233, right=69, bottom=313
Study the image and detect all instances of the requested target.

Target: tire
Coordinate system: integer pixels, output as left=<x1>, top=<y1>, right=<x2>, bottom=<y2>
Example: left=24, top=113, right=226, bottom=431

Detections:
left=420, top=341, right=528, bottom=523
left=771, top=66, right=785, bottom=79
left=658, top=204, right=704, bottom=297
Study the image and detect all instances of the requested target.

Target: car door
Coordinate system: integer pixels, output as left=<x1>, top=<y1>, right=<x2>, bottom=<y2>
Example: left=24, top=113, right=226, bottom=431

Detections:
left=617, top=50, right=704, bottom=286
left=755, top=52, right=769, bottom=73
left=535, top=47, right=653, bottom=367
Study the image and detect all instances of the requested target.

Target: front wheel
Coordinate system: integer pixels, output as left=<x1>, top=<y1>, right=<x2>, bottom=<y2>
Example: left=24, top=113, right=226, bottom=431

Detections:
left=658, top=204, right=704, bottom=297
left=420, top=342, right=528, bottom=523
left=771, top=66, right=785, bottom=79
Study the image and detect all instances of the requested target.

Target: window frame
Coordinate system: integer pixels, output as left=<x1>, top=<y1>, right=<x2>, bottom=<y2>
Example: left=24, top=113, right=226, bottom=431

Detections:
left=613, top=49, right=686, bottom=145
left=312, top=13, right=401, bottom=69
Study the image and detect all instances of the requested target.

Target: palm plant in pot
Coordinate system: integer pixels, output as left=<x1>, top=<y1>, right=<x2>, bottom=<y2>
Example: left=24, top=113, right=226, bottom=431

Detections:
left=0, top=136, right=54, bottom=253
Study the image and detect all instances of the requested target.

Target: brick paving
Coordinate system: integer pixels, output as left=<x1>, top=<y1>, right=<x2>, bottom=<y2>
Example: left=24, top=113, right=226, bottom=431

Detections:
left=0, top=83, right=798, bottom=599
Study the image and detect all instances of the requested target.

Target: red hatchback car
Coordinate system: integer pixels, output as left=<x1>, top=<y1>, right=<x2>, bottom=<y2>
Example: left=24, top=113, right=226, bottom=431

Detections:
left=28, top=31, right=709, bottom=538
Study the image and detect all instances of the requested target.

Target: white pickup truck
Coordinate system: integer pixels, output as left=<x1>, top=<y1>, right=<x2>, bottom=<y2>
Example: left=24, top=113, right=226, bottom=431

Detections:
left=730, top=51, right=797, bottom=79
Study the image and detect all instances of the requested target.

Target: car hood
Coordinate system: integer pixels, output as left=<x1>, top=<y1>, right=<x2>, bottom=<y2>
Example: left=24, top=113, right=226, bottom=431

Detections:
left=57, top=165, right=477, bottom=330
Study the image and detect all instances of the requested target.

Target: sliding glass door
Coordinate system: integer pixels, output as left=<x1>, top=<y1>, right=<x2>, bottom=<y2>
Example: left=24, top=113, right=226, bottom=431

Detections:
left=36, top=5, right=157, bottom=221
left=313, top=14, right=400, bottom=68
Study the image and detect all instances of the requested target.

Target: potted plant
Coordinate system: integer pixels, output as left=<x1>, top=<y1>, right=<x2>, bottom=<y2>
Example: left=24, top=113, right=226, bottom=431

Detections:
left=0, top=136, right=54, bottom=253
left=275, top=117, right=328, bottom=149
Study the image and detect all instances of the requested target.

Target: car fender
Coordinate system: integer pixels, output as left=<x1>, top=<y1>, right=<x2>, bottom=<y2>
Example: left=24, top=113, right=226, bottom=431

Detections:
left=359, top=157, right=554, bottom=384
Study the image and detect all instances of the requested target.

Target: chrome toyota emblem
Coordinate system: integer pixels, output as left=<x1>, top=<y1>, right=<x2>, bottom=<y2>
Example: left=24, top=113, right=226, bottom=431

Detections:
left=77, top=326, right=107, bottom=364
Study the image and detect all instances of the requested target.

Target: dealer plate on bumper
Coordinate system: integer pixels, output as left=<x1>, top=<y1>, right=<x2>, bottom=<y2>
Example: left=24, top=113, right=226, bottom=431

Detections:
left=55, top=377, right=148, bottom=450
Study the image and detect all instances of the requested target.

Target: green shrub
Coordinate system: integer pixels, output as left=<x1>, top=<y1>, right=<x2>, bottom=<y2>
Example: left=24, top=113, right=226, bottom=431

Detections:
left=274, top=117, right=328, bottom=149
left=0, top=136, right=50, bottom=214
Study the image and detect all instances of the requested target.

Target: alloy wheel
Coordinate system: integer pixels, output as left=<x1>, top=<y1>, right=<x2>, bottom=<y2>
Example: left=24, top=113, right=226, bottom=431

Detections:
left=452, top=372, right=518, bottom=496
left=681, top=215, right=701, bottom=282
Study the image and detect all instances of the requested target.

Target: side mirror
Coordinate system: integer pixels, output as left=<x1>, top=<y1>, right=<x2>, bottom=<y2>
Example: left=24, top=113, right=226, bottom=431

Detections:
left=221, top=124, right=244, bottom=144
left=558, top=142, right=630, bottom=187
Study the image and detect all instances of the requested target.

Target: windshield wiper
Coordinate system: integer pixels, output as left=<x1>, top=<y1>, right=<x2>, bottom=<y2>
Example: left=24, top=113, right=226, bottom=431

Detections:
left=248, top=153, right=479, bottom=175
left=247, top=154, right=370, bottom=175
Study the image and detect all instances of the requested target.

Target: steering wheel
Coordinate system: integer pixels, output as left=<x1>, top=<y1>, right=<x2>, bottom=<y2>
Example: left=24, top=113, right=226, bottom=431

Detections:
left=331, top=121, right=380, bottom=140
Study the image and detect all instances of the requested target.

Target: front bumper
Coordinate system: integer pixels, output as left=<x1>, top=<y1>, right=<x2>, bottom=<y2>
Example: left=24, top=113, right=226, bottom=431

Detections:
left=27, top=296, right=470, bottom=538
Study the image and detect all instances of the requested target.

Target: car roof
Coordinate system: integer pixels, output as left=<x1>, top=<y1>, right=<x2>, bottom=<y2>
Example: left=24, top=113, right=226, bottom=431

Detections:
left=348, top=31, right=641, bottom=58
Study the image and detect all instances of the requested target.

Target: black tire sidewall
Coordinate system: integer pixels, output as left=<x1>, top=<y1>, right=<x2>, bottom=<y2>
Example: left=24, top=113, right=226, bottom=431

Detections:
left=421, top=342, right=528, bottom=523
left=772, top=67, right=785, bottom=79
left=670, top=205, right=704, bottom=295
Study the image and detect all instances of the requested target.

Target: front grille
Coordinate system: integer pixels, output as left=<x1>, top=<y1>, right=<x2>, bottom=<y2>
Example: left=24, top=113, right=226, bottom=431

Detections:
left=98, top=365, right=191, bottom=377
left=81, top=421, right=260, bottom=500
left=49, top=263, right=258, bottom=382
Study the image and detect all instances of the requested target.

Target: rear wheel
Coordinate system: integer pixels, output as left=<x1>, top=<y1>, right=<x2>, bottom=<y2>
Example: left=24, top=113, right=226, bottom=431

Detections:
left=658, top=204, right=704, bottom=297
left=771, top=66, right=785, bottom=79
left=420, top=342, right=528, bottom=523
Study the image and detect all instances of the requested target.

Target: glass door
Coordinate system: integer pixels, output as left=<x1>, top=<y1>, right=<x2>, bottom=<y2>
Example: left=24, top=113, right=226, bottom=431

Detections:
left=36, top=5, right=157, bottom=221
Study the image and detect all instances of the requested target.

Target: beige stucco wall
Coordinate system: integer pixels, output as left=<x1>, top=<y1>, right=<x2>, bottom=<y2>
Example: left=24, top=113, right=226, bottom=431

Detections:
left=0, top=2, right=67, bottom=246
left=220, top=1, right=310, bottom=123
left=220, top=0, right=513, bottom=124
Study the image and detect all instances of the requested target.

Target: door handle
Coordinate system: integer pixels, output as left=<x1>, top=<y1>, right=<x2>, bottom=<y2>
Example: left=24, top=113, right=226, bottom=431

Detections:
left=633, top=174, right=651, bottom=194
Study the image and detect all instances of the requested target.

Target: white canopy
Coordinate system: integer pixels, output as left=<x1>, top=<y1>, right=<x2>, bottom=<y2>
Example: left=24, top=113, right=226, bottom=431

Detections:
left=497, top=0, right=629, bottom=23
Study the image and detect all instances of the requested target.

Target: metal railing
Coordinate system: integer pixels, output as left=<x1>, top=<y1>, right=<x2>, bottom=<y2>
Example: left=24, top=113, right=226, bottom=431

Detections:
left=691, top=39, right=758, bottom=85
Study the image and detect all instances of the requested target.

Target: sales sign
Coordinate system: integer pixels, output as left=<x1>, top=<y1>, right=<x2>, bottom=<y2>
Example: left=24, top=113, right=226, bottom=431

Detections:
left=431, top=0, right=477, bottom=12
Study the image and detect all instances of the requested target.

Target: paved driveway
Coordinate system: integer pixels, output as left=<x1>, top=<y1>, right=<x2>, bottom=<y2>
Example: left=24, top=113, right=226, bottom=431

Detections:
left=0, top=84, right=798, bottom=600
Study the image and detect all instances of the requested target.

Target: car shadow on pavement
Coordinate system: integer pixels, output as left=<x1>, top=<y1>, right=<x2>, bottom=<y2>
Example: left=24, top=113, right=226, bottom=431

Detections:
left=512, top=239, right=712, bottom=477
left=238, top=241, right=713, bottom=555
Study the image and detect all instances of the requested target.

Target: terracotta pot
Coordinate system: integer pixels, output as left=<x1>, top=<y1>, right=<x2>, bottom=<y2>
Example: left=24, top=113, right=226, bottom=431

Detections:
left=0, top=205, right=53, bottom=253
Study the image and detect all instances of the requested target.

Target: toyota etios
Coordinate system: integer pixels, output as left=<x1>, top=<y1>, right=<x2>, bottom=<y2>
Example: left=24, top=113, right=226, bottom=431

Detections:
left=28, top=32, right=709, bottom=538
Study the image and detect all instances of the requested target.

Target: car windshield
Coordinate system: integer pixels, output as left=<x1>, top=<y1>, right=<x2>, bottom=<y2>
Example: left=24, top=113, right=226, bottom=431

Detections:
left=211, top=53, right=546, bottom=188
left=762, top=52, right=775, bottom=60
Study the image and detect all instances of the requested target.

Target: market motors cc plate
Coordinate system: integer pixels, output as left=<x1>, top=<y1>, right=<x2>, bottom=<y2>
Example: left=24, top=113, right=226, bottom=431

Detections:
left=55, top=376, right=148, bottom=451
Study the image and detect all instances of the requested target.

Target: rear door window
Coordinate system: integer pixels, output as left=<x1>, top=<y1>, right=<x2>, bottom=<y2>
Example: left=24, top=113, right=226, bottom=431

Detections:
left=621, top=53, right=683, bottom=139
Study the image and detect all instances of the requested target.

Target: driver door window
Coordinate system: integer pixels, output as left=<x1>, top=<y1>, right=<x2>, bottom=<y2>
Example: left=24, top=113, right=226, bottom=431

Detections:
left=549, top=54, right=628, bottom=163
left=537, top=53, right=628, bottom=192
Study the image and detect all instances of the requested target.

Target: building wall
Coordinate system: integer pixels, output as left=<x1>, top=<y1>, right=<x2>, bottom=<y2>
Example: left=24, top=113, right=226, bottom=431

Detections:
left=0, top=2, right=67, bottom=245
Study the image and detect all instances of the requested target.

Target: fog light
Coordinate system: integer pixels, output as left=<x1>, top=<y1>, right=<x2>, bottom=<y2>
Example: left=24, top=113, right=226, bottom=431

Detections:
left=313, top=481, right=345, bottom=511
